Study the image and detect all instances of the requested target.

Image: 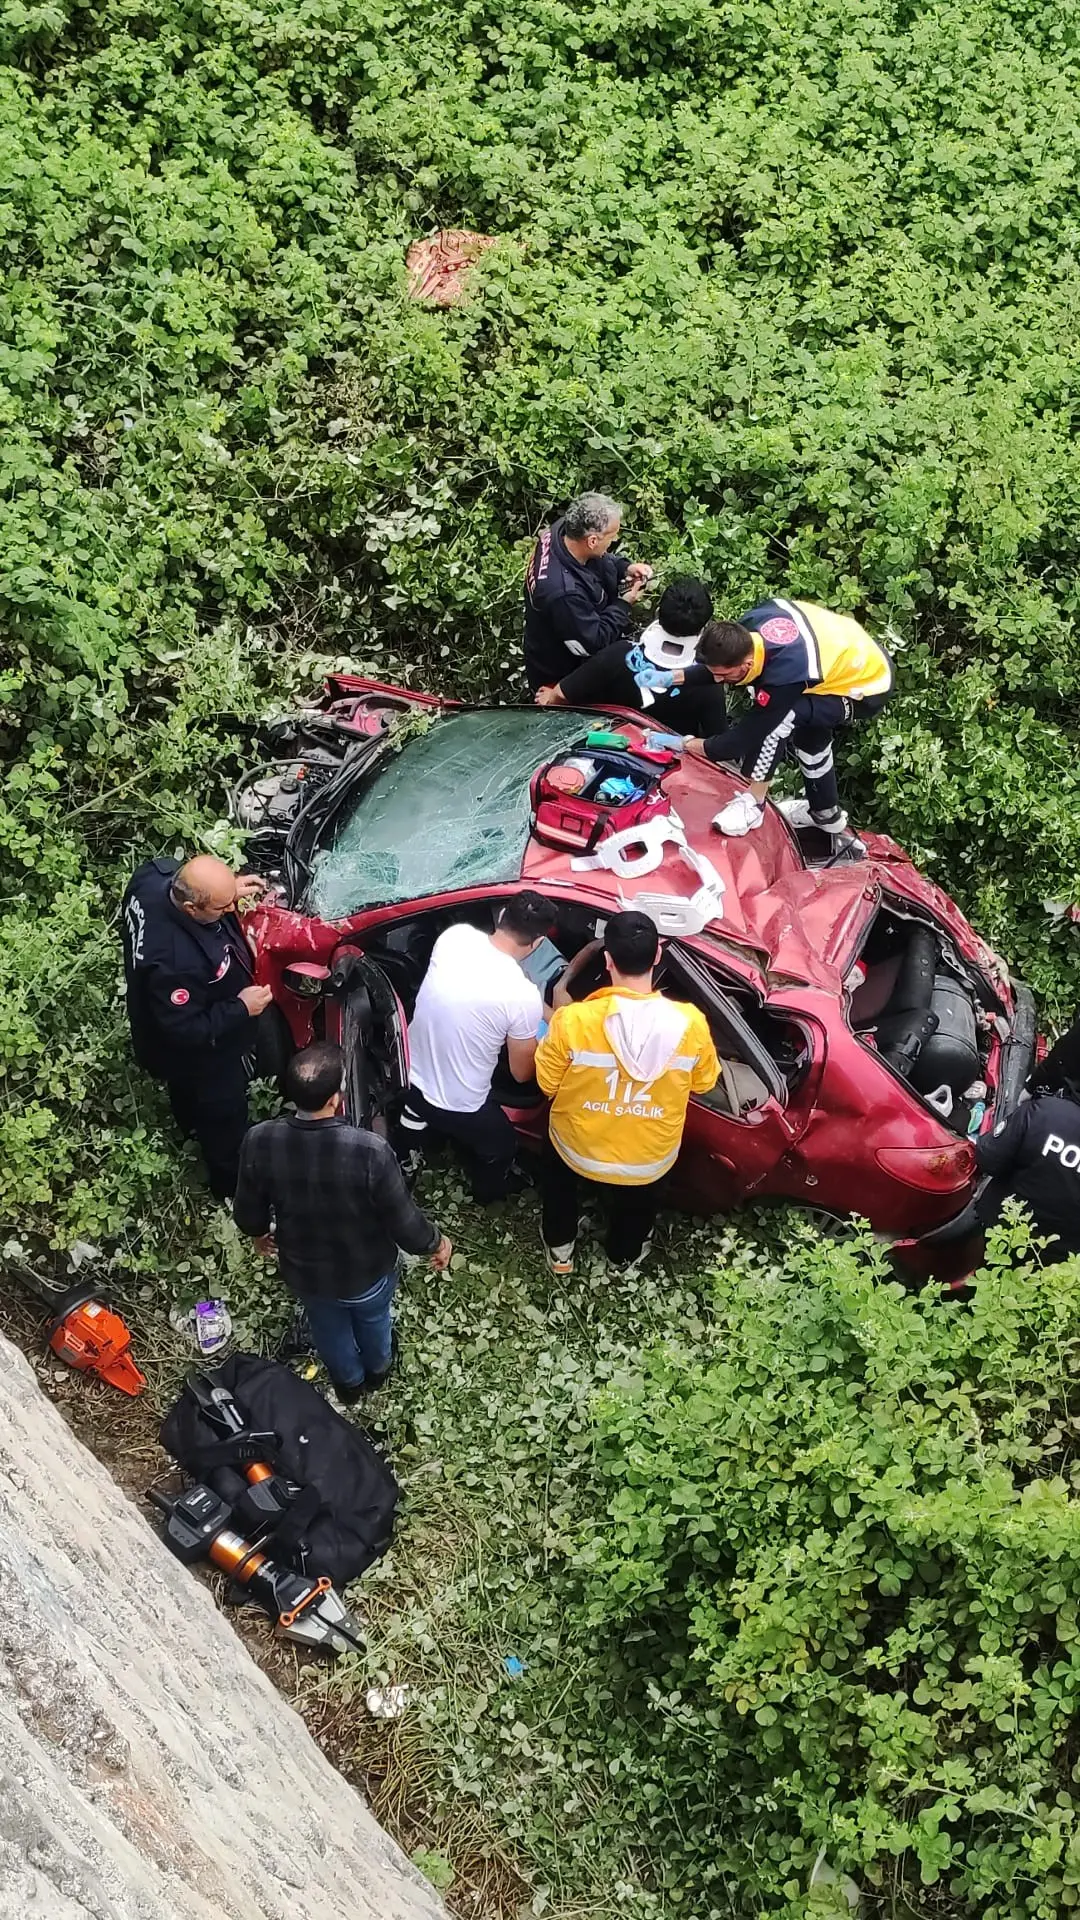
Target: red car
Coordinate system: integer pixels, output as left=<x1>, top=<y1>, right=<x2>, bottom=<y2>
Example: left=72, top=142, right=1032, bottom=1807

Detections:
left=237, top=675, right=1036, bottom=1256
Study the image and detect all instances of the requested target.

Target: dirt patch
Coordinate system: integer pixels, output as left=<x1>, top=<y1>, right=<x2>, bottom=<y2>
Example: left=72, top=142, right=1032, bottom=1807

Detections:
left=0, top=1280, right=530, bottom=1919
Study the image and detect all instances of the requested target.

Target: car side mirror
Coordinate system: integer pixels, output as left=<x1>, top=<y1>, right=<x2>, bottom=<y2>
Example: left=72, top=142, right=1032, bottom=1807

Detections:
left=281, top=962, right=331, bottom=998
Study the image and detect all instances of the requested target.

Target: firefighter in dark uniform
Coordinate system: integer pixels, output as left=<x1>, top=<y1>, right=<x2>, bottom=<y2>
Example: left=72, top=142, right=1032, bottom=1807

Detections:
left=975, top=1090, right=1080, bottom=1260
left=523, top=492, right=653, bottom=691
left=122, top=854, right=272, bottom=1198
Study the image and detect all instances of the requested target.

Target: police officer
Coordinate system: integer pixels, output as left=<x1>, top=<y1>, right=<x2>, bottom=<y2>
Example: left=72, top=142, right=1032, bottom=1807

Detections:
left=975, top=1090, right=1080, bottom=1259
left=122, top=854, right=272, bottom=1198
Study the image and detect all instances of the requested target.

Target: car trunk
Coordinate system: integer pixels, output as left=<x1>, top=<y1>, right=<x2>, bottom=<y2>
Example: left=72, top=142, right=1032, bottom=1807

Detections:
left=846, top=898, right=1007, bottom=1138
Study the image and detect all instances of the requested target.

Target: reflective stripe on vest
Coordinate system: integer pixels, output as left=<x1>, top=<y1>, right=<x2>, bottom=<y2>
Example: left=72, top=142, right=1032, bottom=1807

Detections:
left=569, top=1048, right=701, bottom=1072
left=549, top=1129, right=680, bottom=1183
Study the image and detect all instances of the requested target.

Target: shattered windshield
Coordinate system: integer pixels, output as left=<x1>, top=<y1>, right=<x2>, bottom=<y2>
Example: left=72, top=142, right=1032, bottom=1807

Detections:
left=306, top=708, right=589, bottom=917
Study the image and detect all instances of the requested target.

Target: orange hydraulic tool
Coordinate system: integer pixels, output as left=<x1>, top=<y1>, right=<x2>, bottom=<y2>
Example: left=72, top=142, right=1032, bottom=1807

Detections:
left=149, top=1483, right=365, bottom=1655
left=48, top=1284, right=146, bottom=1395
left=183, top=1370, right=294, bottom=1534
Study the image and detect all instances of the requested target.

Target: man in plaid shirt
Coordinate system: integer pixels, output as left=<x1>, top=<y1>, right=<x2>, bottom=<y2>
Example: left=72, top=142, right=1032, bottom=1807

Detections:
left=234, top=1041, right=452, bottom=1402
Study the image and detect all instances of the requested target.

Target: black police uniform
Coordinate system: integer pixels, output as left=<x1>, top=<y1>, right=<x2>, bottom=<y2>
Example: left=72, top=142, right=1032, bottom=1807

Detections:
left=122, top=858, right=255, bottom=1199
left=975, top=1094, right=1080, bottom=1258
left=523, top=517, right=632, bottom=690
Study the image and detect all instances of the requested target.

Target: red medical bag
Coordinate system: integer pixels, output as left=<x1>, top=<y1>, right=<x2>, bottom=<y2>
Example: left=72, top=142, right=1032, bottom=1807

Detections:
left=530, top=744, right=675, bottom=856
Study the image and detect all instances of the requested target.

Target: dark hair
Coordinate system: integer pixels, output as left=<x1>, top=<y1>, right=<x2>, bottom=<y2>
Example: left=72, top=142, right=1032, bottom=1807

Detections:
left=497, top=889, right=556, bottom=946
left=284, top=1041, right=344, bottom=1113
left=604, top=910, right=659, bottom=976
left=697, top=619, right=755, bottom=668
left=656, top=577, right=712, bottom=636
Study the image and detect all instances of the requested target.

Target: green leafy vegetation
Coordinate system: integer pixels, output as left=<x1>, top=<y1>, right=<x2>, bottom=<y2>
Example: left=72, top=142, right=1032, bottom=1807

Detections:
left=315, top=1190, right=1080, bottom=1919
left=4, top=0, right=1080, bottom=1911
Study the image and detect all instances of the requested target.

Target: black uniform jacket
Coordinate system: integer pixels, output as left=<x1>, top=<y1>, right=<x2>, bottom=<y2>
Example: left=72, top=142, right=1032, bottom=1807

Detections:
left=976, top=1094, right=1080, bottom=1252
left=122, top=858, right=253, bottom=1081
left=523, top=516, right=631, bottom=689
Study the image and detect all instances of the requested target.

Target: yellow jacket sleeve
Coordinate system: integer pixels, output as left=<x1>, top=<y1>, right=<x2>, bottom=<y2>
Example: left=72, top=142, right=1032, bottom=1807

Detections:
left=690, top=1012, right=721, bottom=1094
left=535, top=1006, right=573, bottom=1097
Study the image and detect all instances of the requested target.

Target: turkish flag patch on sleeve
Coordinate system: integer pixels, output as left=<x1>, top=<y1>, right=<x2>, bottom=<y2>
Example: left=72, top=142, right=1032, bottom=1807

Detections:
left=755, top=688, right=771, bottom=706
left=170, top=988, right=190, bottom=1006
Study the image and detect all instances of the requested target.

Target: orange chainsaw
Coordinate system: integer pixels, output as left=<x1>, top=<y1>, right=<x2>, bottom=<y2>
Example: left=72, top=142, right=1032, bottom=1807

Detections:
left=47, top=1281, right=146, bottom=1395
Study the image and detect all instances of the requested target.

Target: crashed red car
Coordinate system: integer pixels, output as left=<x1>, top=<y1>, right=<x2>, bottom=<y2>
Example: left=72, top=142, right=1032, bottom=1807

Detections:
left=237, top=676, right=1036, bottom=1255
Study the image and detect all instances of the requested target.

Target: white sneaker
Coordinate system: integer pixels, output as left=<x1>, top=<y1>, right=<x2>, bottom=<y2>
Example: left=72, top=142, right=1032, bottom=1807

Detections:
left=542, top=1239, right=576, bottom=1277
left=776, top=797, right=848, bottom=834
left=608, top=1235, right=653, bottom=1278
left=712, top=792, right=765, bottom=836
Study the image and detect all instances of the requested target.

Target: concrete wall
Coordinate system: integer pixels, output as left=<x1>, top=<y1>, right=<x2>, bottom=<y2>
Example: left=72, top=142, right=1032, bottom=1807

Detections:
left=0, top=1334, right=444, bottom=1920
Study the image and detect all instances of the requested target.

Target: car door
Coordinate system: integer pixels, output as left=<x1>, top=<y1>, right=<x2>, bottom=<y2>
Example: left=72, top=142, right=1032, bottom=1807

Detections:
left=323, top=945, right=410, bottom=1130
left=664, top=945, right=803, bottom=1211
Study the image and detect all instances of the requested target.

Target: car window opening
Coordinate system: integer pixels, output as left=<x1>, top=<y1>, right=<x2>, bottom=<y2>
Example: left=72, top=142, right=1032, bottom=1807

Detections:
left=848, top=903, right=1000, bottom=1136
left=354, top=903, right=806, bottom=1122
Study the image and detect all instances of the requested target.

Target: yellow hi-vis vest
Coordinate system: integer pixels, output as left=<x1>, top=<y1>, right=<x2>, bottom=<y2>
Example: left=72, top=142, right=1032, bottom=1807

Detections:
left=798, top=601, right=893, bottom=698
left=535, top=987, right=721, bottom=1187
left=745, top=600, right=894, bottom=700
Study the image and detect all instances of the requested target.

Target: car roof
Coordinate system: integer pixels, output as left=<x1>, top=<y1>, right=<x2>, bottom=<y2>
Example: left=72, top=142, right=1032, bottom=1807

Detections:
left=522, top=739, right=878, bottom=991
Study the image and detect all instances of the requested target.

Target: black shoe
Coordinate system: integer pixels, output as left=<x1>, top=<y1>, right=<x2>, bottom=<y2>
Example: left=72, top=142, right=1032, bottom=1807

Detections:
left=361, top=1330, right=400, bottom=1394
left=330, top=1378, right=367, bottom=1407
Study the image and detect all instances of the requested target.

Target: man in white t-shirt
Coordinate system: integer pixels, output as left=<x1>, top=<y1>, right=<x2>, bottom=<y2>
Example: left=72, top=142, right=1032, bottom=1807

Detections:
left=401, top=891, right=557, bottom=1200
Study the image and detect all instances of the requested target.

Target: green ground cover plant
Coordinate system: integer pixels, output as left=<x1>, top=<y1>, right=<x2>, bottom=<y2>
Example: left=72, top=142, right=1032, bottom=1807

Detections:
left=4, top=0, right=1080, bottom=1910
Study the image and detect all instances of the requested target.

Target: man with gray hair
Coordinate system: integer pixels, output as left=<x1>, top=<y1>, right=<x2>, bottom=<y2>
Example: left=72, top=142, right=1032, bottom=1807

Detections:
left=523, top=492, right=654, bottom=690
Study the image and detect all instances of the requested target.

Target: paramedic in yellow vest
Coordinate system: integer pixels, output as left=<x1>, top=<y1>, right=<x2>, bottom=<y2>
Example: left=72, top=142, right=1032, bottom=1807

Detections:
left=680, top=600, right=895, bottom=838
left=534, top=911, right=719, bottom=1276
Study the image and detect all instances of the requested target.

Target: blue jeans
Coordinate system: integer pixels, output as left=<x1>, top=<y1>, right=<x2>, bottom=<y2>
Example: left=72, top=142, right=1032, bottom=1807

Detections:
left=298, top=1272, right=398, bottom=1388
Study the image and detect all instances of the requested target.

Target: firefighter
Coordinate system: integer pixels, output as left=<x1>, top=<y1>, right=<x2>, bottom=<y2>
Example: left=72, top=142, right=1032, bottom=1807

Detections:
left=122, top=854, right=272, bottom=1199
left=681, top=600, right=894, bottom=837
left=975, top=1089, right=1080, bottom=1260
left=523, top=493, right=653, bottom=691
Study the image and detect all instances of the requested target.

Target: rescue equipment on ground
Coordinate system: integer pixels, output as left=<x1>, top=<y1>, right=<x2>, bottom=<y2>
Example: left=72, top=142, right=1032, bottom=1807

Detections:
left=150, top=1482, right=365, bottom=1656
left=154, top=1357, right=399, bottom=1656
left=48, top=1283, right=146, bottom=1396
left=160, top=1353, right=398, bottom=1590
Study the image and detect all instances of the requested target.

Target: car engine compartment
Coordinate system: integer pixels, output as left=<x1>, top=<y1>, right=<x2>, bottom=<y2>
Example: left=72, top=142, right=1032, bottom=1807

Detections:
left=229, top=694, right=414, bottom=880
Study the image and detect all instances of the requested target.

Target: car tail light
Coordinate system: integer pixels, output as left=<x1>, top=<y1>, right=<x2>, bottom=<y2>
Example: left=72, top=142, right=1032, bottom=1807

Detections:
left=874, top=1143, right=975, bottom=1191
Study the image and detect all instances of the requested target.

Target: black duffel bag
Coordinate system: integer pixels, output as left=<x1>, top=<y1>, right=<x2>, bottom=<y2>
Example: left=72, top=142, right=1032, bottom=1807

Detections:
left=160, top=1352, right=398, bottom=1587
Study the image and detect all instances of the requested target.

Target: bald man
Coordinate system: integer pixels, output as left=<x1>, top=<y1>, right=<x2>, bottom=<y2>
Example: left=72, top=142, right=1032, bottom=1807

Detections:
left=122, top=854, right=273, bottom=1198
